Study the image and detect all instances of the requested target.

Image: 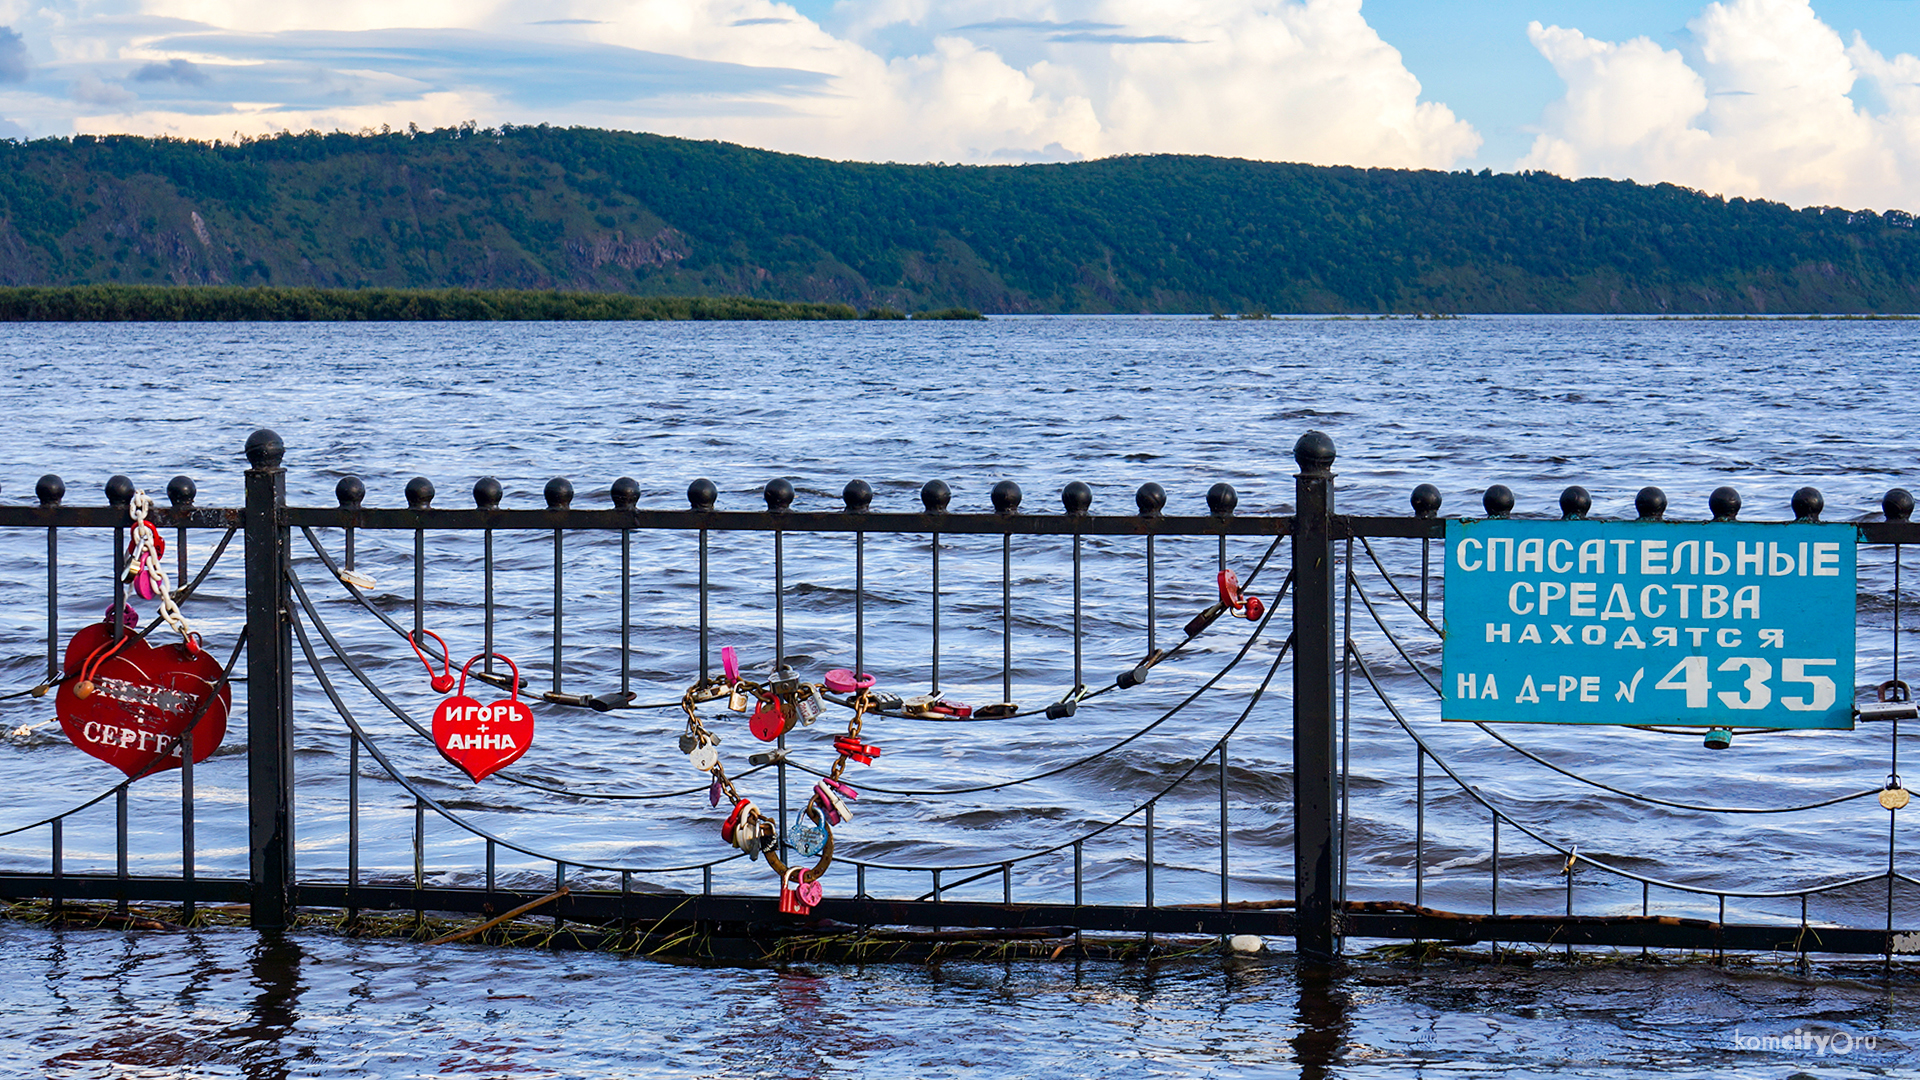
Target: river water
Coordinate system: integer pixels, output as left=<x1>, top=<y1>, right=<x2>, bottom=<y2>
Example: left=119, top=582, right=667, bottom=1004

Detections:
left=0, top=315, right=1917, bottom=1077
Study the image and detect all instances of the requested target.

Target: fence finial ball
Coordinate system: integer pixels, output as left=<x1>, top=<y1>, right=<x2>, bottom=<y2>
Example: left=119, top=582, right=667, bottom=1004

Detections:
left=168, top=475, right=197, bottom=507
left=921, top=479, right=951, bottom=513
left=687, top=478, right=717, bottom=511
left=405, top=476, right=435, bottom=510
left=1635, top=486, right=1667, bottom=521
left=1207, top=482, right=1238, bottom=516
left=105, top=474, right=134, bottom=506
left=1292, top=430, right=1336, bottom=472
left=335, top=476, right=365, bottom=509
left=1885, top=488, right=1915, bottom=523
left=1709, top=486, right=1742, bottom=521
left=1482, top=485, right=1514, bottom=518
left=611, top=477, right=639, bottom=510
left=473, top=477, right=503, bottom=510
left=1792, top=486, right=1824, bottom=523
left=842, top=479, right=873, bottom=513
left=1410, top=483, right=1441, bottom=518
left=1135, top=482, right=1166, bottom=517
left=245, top=428, right=284, bottom=469
left=1559, top=486, right=1590, bottom=520
left=545, top=477, right=575, bottom=510
left=763, top=478, right=794, bottom=512
left=991, top=480, right=1022, bottom=514
left=35, top=474, right=64, bottom=506
left=1062, top=481, right=1092, bottom=515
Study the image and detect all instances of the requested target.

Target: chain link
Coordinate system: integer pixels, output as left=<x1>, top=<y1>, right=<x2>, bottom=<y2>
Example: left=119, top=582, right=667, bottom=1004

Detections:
left=128, top=491, right=198, bottom=646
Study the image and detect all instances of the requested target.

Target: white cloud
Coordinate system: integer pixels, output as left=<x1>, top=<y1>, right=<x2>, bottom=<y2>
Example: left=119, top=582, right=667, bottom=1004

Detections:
left=0, top=0, right=1477, bottom=171
left=1521, top=0, right=1920, bottom=210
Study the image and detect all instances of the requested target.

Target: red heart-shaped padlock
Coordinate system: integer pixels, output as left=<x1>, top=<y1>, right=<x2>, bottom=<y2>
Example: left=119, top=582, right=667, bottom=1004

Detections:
left=57, top=618, right=229, bottom=779
left=750, top=696, right=791, bottom=742
left=432, top=653, right=535, bottom=782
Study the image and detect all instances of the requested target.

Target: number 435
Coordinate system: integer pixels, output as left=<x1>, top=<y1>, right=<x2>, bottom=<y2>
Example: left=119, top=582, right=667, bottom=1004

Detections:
left=1653, top=657, right=1836, bottom=710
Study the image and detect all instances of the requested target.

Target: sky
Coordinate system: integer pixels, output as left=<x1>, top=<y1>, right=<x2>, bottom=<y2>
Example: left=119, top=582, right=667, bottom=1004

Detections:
left=0, top=0, right=1917, bottom=210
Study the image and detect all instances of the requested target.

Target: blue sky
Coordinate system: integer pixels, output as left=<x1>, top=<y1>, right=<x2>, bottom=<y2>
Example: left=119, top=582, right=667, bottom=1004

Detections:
left=0, top=1, right=1916, bottom=209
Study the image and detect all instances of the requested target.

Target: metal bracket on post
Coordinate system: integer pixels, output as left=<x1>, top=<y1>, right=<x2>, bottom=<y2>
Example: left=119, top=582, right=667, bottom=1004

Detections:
left=1292, top=430, right=1339, bottom=961
left=244, top=428, right=295, bottom=929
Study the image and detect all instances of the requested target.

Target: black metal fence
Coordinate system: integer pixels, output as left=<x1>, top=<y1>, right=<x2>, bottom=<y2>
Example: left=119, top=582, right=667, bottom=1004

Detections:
left=0, top=428, right=1912, bottom=962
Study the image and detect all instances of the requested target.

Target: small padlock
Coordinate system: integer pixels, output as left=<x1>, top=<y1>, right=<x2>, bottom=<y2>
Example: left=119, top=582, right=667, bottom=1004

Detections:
left=1883, top=777, right=1910, bottom=811
left=677, top=732, right=699, bottom=754
left=814, top=780, right=849, bottom=824
left=797, top=685, right=824, bottom=726
left=771, top=664, right=800, bottom=696
left=779, top=867, right=811, bottom=915
left=728, top=687, right=749, bottom=712
left=868, top=690, right=903, bottom=711
left=751, top=697, right=790, bottom=741
left=796, top=812, right=828, bottom=857
left=721, top=797, right=753, bottom=843
left=688, top=744, right=719, bottom=772
left=796, top=873, right=823, bottom=907
left=708, top=774, right=723, bottom=807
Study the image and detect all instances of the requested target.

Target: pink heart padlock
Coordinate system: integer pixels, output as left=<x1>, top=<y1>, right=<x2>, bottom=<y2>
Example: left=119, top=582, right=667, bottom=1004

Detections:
left=796, top=873, right=823, bottom=906
left=824, top=669, right=876, bottom=695
left=722, top=645, right=740, bottom=683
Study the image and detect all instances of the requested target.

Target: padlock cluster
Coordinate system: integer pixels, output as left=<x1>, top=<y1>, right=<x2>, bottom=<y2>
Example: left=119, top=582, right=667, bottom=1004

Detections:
left=678, top=648, right=889, bottom=915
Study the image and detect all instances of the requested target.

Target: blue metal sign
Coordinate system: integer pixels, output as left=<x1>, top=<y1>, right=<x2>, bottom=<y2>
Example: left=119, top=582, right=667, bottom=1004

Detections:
left=1442, top=520, right=1855, bottom=729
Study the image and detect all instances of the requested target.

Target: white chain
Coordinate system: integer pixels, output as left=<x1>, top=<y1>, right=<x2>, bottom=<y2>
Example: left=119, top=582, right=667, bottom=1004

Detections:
left=127, top=490, right=197, bottom=644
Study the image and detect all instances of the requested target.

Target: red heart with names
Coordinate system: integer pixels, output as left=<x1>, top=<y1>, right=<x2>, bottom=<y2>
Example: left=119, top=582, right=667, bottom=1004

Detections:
left=433, top=694, right=535, bottom=782
left=57, top=622, right=229, bottom=779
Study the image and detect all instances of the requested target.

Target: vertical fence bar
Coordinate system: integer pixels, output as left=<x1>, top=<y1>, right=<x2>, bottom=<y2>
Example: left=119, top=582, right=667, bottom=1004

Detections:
left=774, top=524, right=788, bottom=862
left=621, top=527, right=632, bottom=697
left=1145, top=801, right=1156, bottom=909
left=1073, top=534, right=1083, bottom=692
left=855, top=530, right=865, bottom=676
left=552, top=528, right=564, bottom=696
left=1490, top=815, right=1500, bottom=916
left=555, top=863, right=566, bottom=932
left=1415, top=751, right=1425, bottom=908
left=484, top=526, right=495, bottom=675
left=413, top=799, right=425, bottom=924
left=486, top=839, right=496, bottom=895
left=1292, top=432, right=1339, bottom=961
left=1002, top=863, right=1012, bottom=905
left=1002, top=533, right=1013, bottom=704
left=50, top=818, right=62, bottom=912
left=931, top=531, right=941, bottom=693
left=1145, top=534, right=1156, bottom=655
left=348, top=731, right=360, bottom=917
left=180, top=729, right=194, bottom=922
left=244, top=429, right=294, bottom=930
left=413, top=526, right=425, bottom=639
left=699, top=528, right=710, bottom=681
left=42, top=475, right=60, bottom=682
left=1340, top=537, right=1353, bottom=906
left=115, top=787, right=128, bottom=914
left=1220, top=739, right=1230, bottom=909
left=933, top=869, right=942, bottom=902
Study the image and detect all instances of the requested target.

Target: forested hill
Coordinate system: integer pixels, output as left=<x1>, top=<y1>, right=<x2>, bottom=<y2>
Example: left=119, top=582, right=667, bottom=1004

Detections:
left=1, top=124, right=1917, bottom=314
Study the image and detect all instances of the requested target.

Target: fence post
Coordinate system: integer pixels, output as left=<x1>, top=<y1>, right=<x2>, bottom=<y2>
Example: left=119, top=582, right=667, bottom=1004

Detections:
left=1292, top=430, right=1339, bottom=960
left=244, top=428, right=295, bottom=929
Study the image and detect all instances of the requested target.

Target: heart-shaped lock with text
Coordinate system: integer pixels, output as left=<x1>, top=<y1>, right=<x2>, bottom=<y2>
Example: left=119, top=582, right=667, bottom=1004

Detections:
left=432, top=653, right=535, bottom=782
left=57, top=616, right=229, bottom=779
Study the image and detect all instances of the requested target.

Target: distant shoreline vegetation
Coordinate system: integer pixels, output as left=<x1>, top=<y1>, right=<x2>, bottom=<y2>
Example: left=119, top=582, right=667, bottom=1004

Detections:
left=0, top=286, right=985, bottom=322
